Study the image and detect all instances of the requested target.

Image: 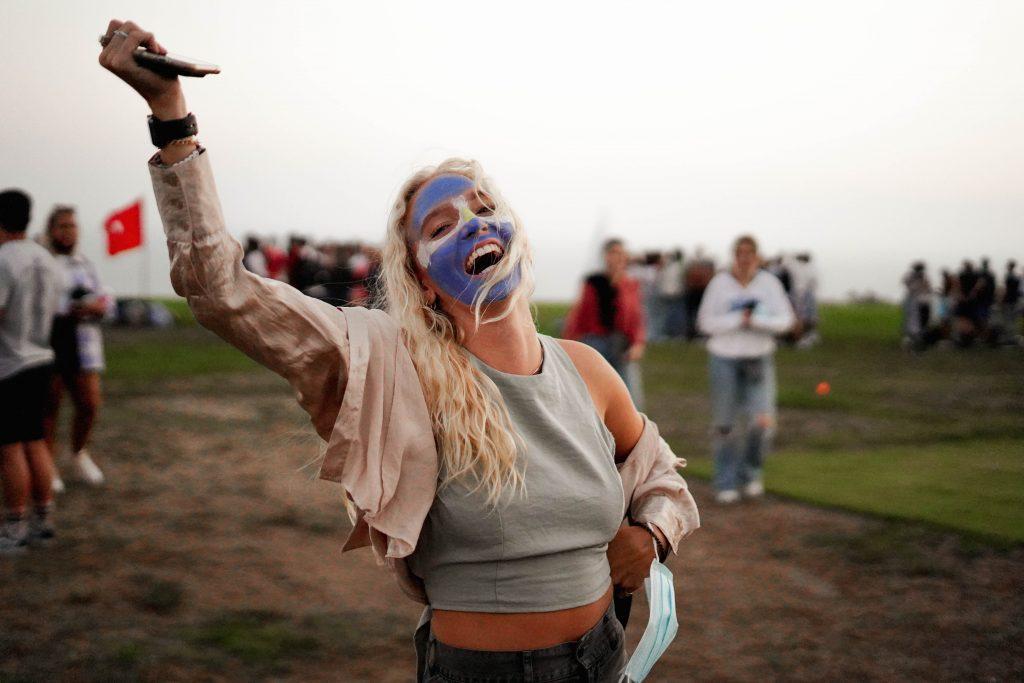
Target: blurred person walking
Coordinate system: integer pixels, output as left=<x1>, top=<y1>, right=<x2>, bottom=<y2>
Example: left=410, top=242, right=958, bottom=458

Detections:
left=42, top=207, right=112, bottom=488
left=99, top=22, right=697, bottom=681
left=0, top=190, right=62, bottom=553
left=263, top=240, right=289, bottom=282
left=901, top=261, right=933, bottom=349
left=633, top=252, right=662, bottom=342
left=242, top=236, right=269, bottom=277
left=656, top=249, right=685, bottom=339
left=1003, top=260, right=1021, bottom=343
left=789, top=253, right=819, bottom=348
left=937, top=269, right=956, bottom=334
left=683, top=248, right=715, bottom=340
left=287, top=236, right=320, bottom=292
left=564, top=239, right=648, bottom=409
left=955, top=260, right=981, bottom=343
left=977, top=258, right=997, bottom=341
left=697, top=235, right=795, bottom=504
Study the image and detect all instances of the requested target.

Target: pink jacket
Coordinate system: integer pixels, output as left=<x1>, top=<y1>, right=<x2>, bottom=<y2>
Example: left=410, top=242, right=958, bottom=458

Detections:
left=149, top=150, right=700, bottom=603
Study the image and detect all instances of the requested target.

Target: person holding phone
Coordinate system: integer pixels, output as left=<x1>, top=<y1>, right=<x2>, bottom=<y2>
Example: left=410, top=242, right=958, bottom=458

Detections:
left=98, top=20, right=699, bottom=681
left=697, top=235, right=795, bottom=504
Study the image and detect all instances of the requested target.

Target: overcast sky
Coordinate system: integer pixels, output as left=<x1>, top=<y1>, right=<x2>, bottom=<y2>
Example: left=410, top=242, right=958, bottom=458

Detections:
left=2, top=0, right=1022, bottom=301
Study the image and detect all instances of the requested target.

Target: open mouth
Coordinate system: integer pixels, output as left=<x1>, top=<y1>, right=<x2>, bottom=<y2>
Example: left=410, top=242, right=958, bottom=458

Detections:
left=464, top=239, right=506, bottom=276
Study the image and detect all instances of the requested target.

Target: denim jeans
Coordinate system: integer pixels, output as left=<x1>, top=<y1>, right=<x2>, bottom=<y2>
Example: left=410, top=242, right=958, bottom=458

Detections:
left=708, top=354, right=777, bottom=492
left=415, top=601, right=627, bottom=682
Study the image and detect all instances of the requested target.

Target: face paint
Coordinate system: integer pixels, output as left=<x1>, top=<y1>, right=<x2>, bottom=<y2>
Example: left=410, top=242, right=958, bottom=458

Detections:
left=410, top=174, right=521, bottom=306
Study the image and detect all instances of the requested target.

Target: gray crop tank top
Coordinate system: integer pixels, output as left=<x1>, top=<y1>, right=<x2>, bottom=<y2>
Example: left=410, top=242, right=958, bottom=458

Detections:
left=407, top=334, right=625, bottom=613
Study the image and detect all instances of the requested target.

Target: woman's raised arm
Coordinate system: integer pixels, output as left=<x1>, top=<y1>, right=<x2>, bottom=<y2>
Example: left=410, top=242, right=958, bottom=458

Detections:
left=99, top=20, right=348, bottom=440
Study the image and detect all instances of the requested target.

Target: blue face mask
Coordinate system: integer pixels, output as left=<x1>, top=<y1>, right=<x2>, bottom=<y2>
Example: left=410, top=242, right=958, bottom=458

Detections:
left=623, top=541, right=679, bottom=682
left=409, top=174, right=521, bottom=306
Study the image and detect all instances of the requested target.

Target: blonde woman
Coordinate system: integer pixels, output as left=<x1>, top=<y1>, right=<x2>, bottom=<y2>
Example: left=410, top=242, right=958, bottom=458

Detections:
left=43, top=206, right=112, bottom=488
left=99, top=20, right=699, bottom=682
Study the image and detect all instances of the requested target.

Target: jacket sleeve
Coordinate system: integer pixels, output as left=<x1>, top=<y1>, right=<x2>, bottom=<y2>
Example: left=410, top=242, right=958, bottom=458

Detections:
left=750, top=273, right=797, bottom=335
left=628, top=282, right=646, bottom=347
left=618, top=416, right=700, bottom=554
left=149, top=150, right=348, bottom=440
left=697, top=275, right=743, bottom=336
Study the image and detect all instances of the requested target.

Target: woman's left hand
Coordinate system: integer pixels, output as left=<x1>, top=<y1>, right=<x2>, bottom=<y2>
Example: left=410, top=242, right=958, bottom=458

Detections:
left=626, top=343, right=645, bottom=362
left=71, top=300, right=108, bottom=319
left=607, top=521, right=658, bottom=596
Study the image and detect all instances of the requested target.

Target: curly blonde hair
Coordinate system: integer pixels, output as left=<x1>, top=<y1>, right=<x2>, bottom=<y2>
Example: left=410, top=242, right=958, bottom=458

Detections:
left=379, top=158, right=534, bottom=506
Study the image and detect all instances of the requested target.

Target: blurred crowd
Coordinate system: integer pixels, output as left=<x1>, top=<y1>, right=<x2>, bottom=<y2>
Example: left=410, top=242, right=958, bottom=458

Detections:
left=563, top=239, right=815, bottom=411
left=241, top=235, right=383, bottom=307
left=564, top=234, right=799, bottom=504
left=624, top=247, right=819, bottom=347
left=901, top=258, right=1022, bottom=349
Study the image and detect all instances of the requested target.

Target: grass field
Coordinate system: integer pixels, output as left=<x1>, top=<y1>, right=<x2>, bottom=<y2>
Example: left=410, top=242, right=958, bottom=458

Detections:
left=106, top=300, right=1023, bottom=545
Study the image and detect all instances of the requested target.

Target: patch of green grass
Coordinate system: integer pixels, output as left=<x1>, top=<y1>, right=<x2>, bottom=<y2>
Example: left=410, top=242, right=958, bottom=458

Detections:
left=184, top=610, right=319, bottom=666
left=105, top=327, right=259, bottom=381
left=110, top=641, right=145, bottom=665
left=133, top=574, right=185, bottom=615
left=682, top=438, right=1024, bottom=544
left=159, top=297, right=198, bottom=326
left=767, top=439, right=1024, bottom=544
left=816, top=302, right=901, bottom=346
left=534, top=301, right=570, bottom=337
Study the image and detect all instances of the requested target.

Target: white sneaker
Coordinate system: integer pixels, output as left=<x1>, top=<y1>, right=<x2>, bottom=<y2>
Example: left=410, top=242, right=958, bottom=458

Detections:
left=51, top=473, right=66, bottom=494
left=743, top=479, right=765, bottom=498
left=0, top=520, right=29, bottom=556
left=715, top=489, right=741, bottom=505
left=74, top=450, right=105, bottom=486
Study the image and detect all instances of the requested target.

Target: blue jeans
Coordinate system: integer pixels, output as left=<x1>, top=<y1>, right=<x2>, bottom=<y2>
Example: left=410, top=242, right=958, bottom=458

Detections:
left=415, top=600, right=627, bottom=682
left=708, top=354, right=777, bottom=492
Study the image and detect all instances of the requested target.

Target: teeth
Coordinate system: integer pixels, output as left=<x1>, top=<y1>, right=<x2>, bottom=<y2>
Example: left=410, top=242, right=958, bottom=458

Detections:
left=465, top=243, right=505, bottom=273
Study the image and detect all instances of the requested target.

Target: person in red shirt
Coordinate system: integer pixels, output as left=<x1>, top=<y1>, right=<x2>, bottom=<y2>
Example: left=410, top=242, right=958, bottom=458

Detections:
left=564, top=239, right=646, bottom=403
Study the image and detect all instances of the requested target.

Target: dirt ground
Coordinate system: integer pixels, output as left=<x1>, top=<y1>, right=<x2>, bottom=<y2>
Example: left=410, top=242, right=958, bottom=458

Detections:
left=2, top=372, right=1022, bottom=682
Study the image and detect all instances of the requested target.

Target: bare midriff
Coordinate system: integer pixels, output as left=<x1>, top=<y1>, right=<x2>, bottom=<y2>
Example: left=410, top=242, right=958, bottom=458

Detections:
left=430, top=585, right=613, bottom=651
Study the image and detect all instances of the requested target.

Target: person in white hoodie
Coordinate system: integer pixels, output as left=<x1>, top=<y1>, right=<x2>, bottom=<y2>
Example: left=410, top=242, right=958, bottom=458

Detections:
left=697, top=235, right=795, bottom=504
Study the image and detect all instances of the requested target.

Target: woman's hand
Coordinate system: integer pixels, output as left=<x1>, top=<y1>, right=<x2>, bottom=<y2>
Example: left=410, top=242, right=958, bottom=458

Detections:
left=607, top=521, right=659, bottom=596
left=71, top=300, right=109, bottom=320
left=626, top=342, right=645, bottom=362
left=97, top=20, right=186, bottom=120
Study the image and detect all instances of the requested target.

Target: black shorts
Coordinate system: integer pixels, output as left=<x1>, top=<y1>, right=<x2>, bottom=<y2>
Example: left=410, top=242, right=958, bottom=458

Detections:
left=0, top=363, right=54, bottom=446
left=50, top=316, right=82, bottom=383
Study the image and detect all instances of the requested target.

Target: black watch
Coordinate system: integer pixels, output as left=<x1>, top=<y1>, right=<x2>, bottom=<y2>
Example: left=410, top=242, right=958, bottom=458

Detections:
left=148, top=113, right=198, bottom=148
left=631, top=519, right=668, bottom=562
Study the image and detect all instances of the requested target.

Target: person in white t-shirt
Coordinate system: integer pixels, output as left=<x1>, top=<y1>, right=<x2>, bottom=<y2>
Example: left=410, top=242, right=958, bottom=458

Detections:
left=0, top=189, right=63, bottom=554
left=697, top=235, right=795, bottom=504
left=43, top=206, right=112, bottom=488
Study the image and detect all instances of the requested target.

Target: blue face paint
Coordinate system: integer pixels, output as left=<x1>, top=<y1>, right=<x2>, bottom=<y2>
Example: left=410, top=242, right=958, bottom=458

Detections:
left=410, top=174, right=521, bottom=306
left=410, top=175, right=474, bottom=234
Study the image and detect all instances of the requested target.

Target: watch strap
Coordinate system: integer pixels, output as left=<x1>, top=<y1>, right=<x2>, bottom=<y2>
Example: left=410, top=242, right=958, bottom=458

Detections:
left=148, top=113, right=198, bottom=148
left=630, top=518, right=669, bottom=562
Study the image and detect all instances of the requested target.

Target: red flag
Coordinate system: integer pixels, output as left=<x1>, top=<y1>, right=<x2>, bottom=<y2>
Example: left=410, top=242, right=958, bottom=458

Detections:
left=104, top=200, right=143, bottom=255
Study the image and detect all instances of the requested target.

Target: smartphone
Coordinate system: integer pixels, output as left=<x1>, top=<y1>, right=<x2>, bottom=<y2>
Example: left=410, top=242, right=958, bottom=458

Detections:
left=133, top=49, right=220, bottom=77
left=97, top=35, right=220, bottom=77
